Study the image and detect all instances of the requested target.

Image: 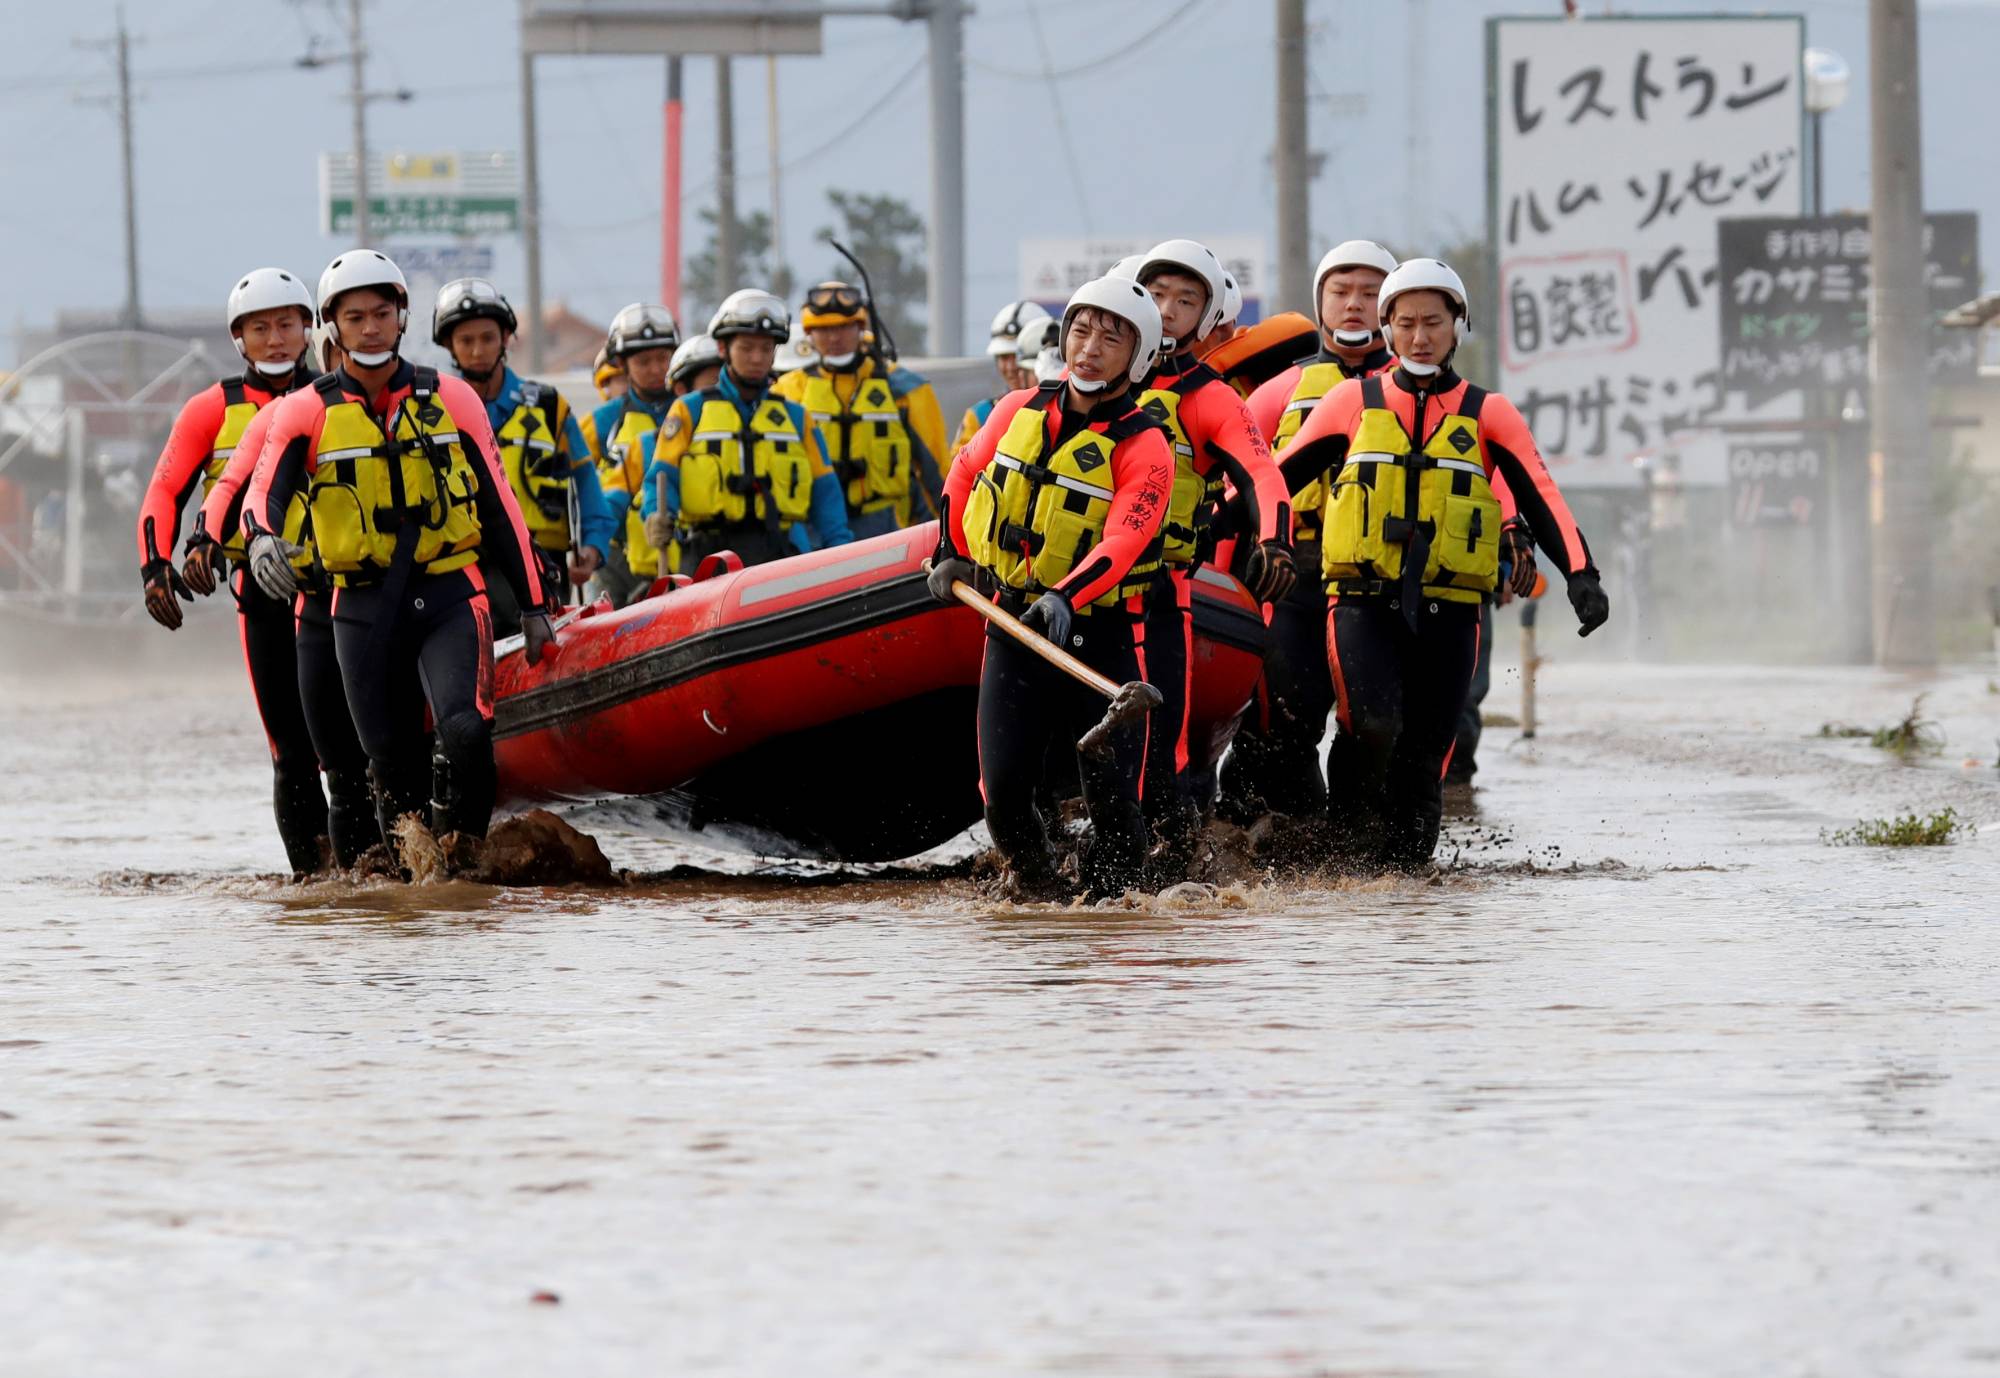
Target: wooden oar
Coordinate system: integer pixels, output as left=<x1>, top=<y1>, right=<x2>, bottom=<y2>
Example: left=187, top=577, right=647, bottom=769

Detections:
left=924, top=561, right=1163, bottom=760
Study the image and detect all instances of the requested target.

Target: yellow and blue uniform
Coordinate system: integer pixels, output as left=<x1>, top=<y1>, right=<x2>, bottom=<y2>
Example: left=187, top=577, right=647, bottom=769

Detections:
left=591, top=391, right=674, bottom=577
left=640, top=370, right=853, bottom=567
left=482, top=367, right=615, bottom=561
left=772, top=357, right=948, bottom=538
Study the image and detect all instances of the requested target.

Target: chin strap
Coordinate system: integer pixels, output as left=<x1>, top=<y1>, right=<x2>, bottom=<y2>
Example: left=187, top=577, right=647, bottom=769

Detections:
left=349, top=348, right=396, bottom=368
left=819, top=351, right=859, bottom=371
left=1332, top=328, right=1378, bottom=348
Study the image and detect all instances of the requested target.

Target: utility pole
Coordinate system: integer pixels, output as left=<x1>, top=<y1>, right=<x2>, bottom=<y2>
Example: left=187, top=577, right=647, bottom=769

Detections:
left=1867, top=0, right=1935, bottom=667
left=717, top=55, right=739, bottom=294
left=348, top=0, right=370, bottom=248
left=1405, top=0, right=1427, bottom=248
left=76, top=8, right=142, bottom=329
left=766, top=55, right=783, bottom=294
left=926, top=0, right=965, bottom=354
left=1274, top=0, right=1309, bottom=315
left=298, top=2, right=410, bottom=249
left=520, top=35, right=544, bottom=371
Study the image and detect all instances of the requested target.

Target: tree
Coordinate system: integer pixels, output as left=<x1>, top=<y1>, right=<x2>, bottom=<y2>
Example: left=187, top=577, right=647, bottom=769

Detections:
left=683, top=208, right=795, bottom=332
left=818, top=190, right=927, bottom=356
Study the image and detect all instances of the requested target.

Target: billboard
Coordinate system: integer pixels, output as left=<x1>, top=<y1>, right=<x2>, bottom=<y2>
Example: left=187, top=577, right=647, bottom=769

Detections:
left=1487, top=15, right=1805, bottom=486
left=1017, top=236, right=1268, bottom=325
left=1717, top=212, right=1981, bottom=403
left=320, top=151, right=521, bottom=238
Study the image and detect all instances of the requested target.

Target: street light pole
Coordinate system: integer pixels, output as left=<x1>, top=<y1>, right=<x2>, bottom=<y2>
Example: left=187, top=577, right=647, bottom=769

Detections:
left=1866, top=1, right=1935, bottom=667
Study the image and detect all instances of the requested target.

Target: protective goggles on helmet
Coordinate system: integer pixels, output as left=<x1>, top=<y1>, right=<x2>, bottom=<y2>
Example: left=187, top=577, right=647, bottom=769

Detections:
left=801, top=282, right=866, bottom=326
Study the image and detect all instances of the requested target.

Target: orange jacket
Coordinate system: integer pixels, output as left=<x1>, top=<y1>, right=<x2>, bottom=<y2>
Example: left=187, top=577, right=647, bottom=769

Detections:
left=941, top=384, right=1173, bottom=609
left=245, top=361, right=546, bottom=609
left=1280, top=367, right=1593, bottom=577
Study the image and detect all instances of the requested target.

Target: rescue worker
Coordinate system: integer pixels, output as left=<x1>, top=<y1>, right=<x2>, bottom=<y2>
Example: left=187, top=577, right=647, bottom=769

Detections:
left=1198, top=265, right=1319, bottom=398
left=200, top=322, right=381, bottom=869
left=1124, top=239, right=1296, bottom=879
left=575, top=345, right=624, bottom=462
left=137, top=266, right=328, bottom=874
left=772, top=321, right=817, bottom=378
left=431, top=277, right=614, bottom=630
left=1017, top=315, right=1064, bottom=384
left=242, top=249, right=555, bottom=859
left=591, top=302, right=680, bottom=604
left=639, top=289, right=851, bottom=570
left=953, top=300, right=1051, bottom=454
left=669, top=332, right=723, bottom=396
left=928, top=276, right=1173, bottom=901
left=1222, top=240, right=1402, bottom=823
left=773, top=280, right=947, bottom=539
left=1277, top=258, right=1608, bottom=869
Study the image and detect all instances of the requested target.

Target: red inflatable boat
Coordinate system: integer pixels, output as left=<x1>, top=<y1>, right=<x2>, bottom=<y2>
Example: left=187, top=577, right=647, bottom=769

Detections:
left=491, top=523, right=1267, bottom=861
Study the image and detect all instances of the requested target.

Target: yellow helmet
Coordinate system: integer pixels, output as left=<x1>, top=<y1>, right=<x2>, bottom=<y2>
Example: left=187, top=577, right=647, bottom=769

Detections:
left=800, top=280, right=867, bottom=329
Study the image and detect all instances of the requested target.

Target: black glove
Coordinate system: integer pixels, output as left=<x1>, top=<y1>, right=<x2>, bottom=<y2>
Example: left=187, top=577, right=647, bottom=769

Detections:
left=927, top=555, right=975, bottom=605
left=522, top=610, right=559, bottom=664
left=1499, top=518, right=1538, bottom=600
left=1020, top=589, right=1074, bottom=647
left=181, top=534, right=224, bottom=598
left=1567, top=569, right=1609, bottom=637
left=1242, top=538, right=1298, bottom=604
left=141, top=559, right=190, bottom=631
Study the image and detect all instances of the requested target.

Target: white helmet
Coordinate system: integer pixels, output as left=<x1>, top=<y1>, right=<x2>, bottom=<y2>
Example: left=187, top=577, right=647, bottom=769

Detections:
left=318, top=249, right=408, bottom=366
left=1313, top=240, right=1399, bottom=305
left=227, top=268, right=313, bottom=335
left=773, top=322, right=819, bottom=375
left=1135, top=238, right=1229, bottom=343
left=987, top=299, right=1051, bottom=358
left=1379, top=258, right=1470, bottom=376
left=669, top=332, right=723, bottom=386
left=1219, top=272, right=1243, bottom=329
left=708, top=288, right=789, bottom=343
left=607, top=302, right=680, bottom=359
left=1016, top=316, right=1063, bottom=383
left=1314, top=240, right=1399, bottom=346
left=1059, top=276, right=1162, bottom=388
left=316, top=249, right=408, bottom=322
left=1107, top=254, right=1146, bottom=282
left=1377, top=258, right=1470, bottom=337
left=226, top=267, right=314, bottom=372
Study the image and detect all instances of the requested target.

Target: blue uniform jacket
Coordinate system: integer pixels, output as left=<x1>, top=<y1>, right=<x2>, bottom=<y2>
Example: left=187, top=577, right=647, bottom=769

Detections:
left=479, top=366, right=616, bottom=559
left=638, top=370, right=853, bottom=554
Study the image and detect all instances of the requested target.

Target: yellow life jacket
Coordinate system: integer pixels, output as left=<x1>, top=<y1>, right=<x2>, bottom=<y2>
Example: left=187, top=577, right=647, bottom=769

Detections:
left=960, top=387, right=1154, bottom=611
left=497, top=382, right=572, bottom=553
left=1275, top=361, right=1349, bottom=545
left=1134, top=366, right=1226, bottom=570
left=1321, top=376, right=1500, bottom=605
left=602, top=401, right=663, bottom=577
left=678, top=389, right=815, bottom=531
left=203, top=377, right=265, bottom=559
left=304, top=367, right=483, bottom=585
left=800, top=369, right=911, bottom=516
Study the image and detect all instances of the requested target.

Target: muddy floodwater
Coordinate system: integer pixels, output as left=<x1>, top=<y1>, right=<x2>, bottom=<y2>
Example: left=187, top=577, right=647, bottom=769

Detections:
left=3, top=655, right=1998, bottom=1376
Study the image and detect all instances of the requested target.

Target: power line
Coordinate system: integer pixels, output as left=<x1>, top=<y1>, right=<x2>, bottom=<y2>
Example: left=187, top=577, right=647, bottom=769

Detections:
left=1022, top=0, right=1094, bottom=231
left=969, top=0, right=1207, bottom=81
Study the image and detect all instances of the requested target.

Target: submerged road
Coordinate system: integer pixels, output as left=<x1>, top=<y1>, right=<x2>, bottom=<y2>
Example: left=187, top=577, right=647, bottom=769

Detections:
left=2, top=660, right=1996, bottom=1376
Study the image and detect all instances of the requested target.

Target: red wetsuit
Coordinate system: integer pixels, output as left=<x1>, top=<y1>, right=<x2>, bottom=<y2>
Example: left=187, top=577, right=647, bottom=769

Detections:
left=940, top=381, right=1172, bottom=897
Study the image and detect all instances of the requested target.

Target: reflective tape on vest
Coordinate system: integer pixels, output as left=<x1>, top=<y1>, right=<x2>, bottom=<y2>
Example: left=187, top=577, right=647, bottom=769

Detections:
left=990, top=453, right=1113, bottom=503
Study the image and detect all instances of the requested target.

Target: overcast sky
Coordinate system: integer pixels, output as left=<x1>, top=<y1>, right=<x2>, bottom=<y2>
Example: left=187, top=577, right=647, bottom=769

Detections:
left=3, top=0, right=1994, bottom=364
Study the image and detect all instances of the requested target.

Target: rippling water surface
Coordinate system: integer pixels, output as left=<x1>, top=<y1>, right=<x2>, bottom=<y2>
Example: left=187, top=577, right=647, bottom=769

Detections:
left=3, top=659, right=1997, bottom=1376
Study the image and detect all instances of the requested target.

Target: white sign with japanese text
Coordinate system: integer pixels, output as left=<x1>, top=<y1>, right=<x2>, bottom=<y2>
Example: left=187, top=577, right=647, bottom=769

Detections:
left=1489, top=16, right=1804, bottom=486
left=1017, top=236, right=1267, bottom=324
